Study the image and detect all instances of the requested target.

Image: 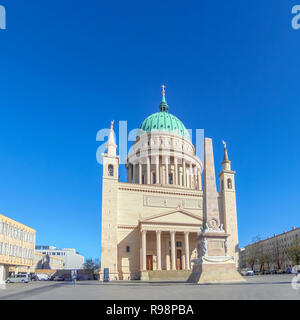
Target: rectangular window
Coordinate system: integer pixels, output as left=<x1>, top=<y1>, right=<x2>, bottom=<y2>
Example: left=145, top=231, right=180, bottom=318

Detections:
left=126, top=246, right=130, bottom=253
left=176, top=241, right=182, bottom=247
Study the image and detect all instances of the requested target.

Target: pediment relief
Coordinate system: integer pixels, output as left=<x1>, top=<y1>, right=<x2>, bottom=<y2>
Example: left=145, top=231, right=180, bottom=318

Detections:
left=140, top=207, right=203, bottom=225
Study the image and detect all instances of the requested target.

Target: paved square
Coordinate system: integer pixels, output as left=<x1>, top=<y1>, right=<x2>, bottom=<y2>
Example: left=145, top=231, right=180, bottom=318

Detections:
left=0, top=274, right=299, bottom=300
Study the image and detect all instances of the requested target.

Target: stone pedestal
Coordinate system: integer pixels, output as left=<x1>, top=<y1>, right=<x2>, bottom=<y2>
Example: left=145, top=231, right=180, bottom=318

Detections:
left=187, top=256, right=245, bottom=284
left=187, top=231, right=245, bottom=284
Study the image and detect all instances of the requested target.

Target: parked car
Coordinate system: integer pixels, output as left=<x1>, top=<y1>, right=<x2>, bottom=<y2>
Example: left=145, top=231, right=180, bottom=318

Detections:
left=29, top=273, right=36, bottom=281
left=35, top=274, right=49, bottom=281
left=51, top=275, right=64, bottom=281
left=240, top=268, right=254, bottom=276
left=292, top=265, right=300, bottom=274
left=286, top=268, right=292, bottom=274
left=77, top=274, right=92, bottom=281
left=271, top=270, right=277, bottom=274
left=276, top=269, right=285, bottom=274
left=63, top=274, right=72, bottom=281
left=254, top=270, right=261, bottom=275
left=6, top=274, right=30, bottom=283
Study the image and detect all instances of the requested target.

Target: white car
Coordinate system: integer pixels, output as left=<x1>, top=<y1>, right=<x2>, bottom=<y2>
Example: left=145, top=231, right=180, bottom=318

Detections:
left=35, top=274, right=49, bottom=281
left=246, top=268, right=254, bottom=276
left=241, top=268, right=254, bottom=276
left=6, top=274, right=30, bottom=283
left=292, top=265, right=300, bottom=274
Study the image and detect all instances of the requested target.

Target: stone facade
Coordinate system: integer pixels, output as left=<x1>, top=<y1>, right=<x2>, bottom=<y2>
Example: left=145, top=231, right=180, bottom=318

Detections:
left=100, top=93, right=242, bottom=282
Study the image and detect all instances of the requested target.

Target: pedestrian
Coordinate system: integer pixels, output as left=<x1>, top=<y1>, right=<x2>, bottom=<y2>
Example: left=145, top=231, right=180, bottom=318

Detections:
left=71, top=270, right=77, bottom=285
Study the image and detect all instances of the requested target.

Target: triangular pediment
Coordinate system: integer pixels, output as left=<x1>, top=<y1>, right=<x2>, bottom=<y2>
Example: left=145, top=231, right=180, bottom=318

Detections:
left=140, top=207, right=202, bottom=225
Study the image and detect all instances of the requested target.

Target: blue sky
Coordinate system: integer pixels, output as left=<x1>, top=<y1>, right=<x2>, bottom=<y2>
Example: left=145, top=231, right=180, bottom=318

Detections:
left=0, top=1, right=299, bottom=260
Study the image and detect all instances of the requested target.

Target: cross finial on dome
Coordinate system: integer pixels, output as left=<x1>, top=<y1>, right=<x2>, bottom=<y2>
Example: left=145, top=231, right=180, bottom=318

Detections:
left=159, top=85, right=169, bottom=112
left=161, top=84, right=166, bottom=98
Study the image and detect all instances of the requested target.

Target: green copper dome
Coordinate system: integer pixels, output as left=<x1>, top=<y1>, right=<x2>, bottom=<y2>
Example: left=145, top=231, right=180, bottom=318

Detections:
left=139, top=94, right=191, bottom=141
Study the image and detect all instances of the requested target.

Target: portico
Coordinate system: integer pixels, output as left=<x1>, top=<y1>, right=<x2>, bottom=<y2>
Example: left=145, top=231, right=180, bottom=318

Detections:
left=139, top=207, right=202, bottom=274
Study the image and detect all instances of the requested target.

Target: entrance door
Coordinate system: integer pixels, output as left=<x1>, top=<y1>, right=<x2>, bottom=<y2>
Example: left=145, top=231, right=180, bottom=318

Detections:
left=146, top=255, right=153, bottom=270
left=176, top=250, right=182, bottom=270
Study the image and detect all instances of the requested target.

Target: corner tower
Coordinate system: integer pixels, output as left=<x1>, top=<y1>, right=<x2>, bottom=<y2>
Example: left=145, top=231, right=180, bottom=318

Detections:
left=218, top=141, right=239, bottom=266
left=101, top=121, right=119, bottom=280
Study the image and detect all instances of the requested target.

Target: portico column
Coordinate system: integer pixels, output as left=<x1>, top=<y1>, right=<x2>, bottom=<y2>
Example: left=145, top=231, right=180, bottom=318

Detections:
left=147, top=156, right=150, bottom=184
left=183, top=159, right=186, bottom=187
left=197, top=169, right=201, bottom=190
left=139, top=161, right=142, bottom=184
left=129, top=164, right=132, bottom=183
left=191, top=165, right=195, bottom=189
left=186, top=163, right=189, bottom=188
left=179, top=169, right=183, bottom=186
left=170, top=231, right=176, bottom=270
left=184, top=232, right=190, bottom=270
left=194, top=166, right=198, bottom=190
left=165, top=156, right=169, bottom=184
left=142, top=230, right=147, bottom=271
left=156, top=156, right=160, bottom=184
left=133, top=163, right=136, bottom=183
left=156, top=231, right=162, bottom=271
left=188, top=163, right=192, bottom=188
left=174, top=157, right=178, bottom=185
left=126, top=165, right=129, bottom=183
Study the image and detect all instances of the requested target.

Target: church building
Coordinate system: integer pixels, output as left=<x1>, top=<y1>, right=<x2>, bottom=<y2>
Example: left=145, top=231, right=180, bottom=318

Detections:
left=100, top=87, right=242, bottom=282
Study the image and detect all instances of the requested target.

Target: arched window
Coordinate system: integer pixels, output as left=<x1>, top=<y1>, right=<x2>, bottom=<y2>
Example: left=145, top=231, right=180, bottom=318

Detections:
left=227, top=178, right=232, bottom=189
left=221, top=180, right=224, bottom=191
left=108, top=164, right=114, bottom=177
left=169, top=173, right=173, bottom=184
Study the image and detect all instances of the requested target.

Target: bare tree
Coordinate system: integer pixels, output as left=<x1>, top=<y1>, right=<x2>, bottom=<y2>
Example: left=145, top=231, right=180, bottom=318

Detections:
left=287, top=238, right=300, bottom=266
left=265, top=251, right=273, bottom=271
left=256, top=240, right=269, bottom=273
left=273, top=239, right=283, bottom=270
left=84, top=258, right=101, bottom=272
left=246, top=236, right=261, bottom=270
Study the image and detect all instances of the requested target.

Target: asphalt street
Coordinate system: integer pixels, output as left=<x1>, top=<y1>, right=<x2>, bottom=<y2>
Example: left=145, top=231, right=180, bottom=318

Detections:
left=0, top=274, right=299, bottom=300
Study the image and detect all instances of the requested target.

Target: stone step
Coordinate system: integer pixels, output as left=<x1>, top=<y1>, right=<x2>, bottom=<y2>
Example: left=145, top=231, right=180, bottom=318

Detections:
left=147, top=270, right=192, bottom=281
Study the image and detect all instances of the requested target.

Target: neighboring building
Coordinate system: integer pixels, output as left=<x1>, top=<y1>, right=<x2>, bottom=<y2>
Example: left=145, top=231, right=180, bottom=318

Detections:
left=100, top=88, right=242, bottom=281
left=35, top=246, right=84, bottom=270
left=0, top=214, right=35, bottom=284
left=32, top=251, right=64, bottom=271
left=240, top=226, right=300, bottom=271
left=9, top=251, right=64, bottom=275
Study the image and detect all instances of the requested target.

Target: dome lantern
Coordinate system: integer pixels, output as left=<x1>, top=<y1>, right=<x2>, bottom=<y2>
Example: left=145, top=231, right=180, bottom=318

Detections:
left=159, top=85, right=169, bottom=112
left=139, top=86, right=190, bottom=141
